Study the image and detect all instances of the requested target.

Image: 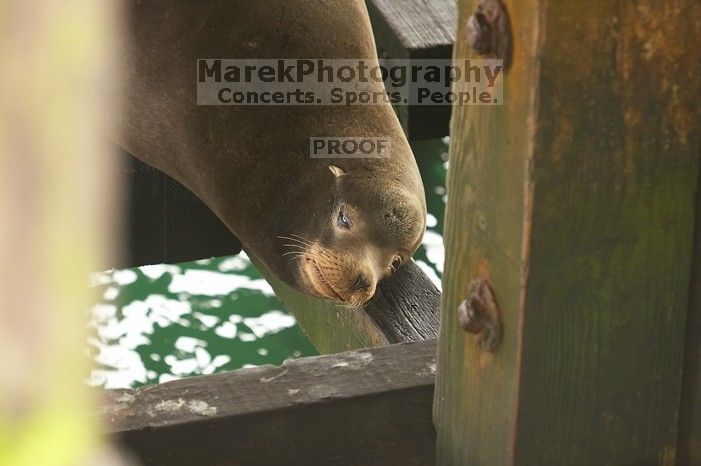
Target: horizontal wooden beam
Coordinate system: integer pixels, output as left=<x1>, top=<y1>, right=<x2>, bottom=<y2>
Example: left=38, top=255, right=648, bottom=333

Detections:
left=366, top=0, right=455, bottom=53
left=365, top=0, right=456, bottom=140
left=99, top=340, right=437, bottom=466
left=110, top=150, right=241, bottom=270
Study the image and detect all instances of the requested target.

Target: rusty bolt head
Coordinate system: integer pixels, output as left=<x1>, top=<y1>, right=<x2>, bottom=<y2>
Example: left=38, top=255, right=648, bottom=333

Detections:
left=465, top=0, right=511, bottom=69
left=466, top=12, right=492, bottom=55
left=457, top=278, right=503, bottom=352
left=458, top=296, right=486, bottom=334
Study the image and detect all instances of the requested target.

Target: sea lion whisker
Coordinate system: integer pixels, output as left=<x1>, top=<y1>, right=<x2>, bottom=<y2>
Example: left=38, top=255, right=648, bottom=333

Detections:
left=303, top=248, right=335, bottom=262
left=347, top=300, right=364, bottom=309
left=289, top=233, right=312, bottom=242
left=282, top=251, right=306, bottom=257
left=278, top=236, right=338, bottom=262
left=311, top=264, right=345, bottom=301
left=277, top=235, right=313, bottom=246
left=279, top=239, right=308, bottom=246
left=281, top=242, right=309, bottom=249
left=364, top=294, right=379, bottom=307
left=278, top=240, right=311, bottom=249
left=282, top=243, right=307, bottom=250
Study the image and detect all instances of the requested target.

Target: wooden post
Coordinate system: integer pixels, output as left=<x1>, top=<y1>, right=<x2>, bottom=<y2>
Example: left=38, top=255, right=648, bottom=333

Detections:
left=679, top=166, right=701, bottom=465
left=433, top=1, right=701, bottom=465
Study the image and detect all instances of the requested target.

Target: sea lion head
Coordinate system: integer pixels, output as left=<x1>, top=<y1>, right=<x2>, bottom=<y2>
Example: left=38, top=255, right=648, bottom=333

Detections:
left=278, top=163, right=426, bottom=307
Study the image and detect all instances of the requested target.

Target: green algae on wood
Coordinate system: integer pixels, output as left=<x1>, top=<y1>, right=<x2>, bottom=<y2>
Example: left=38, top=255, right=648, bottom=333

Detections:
left=433, top=0, right=701, bottom=464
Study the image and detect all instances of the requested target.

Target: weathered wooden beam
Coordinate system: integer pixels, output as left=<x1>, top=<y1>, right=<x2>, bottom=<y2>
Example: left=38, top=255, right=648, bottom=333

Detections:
left=112, top=150, right=241, bottom=270
left=99, top=340, right=437, bottom=466
left=434, top=1, right=701, bottom=465
left=366, top=0, right=456, bottom=140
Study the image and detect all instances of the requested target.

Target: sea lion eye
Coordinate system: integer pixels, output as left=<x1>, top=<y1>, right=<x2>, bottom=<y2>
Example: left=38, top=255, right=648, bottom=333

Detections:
left=337, top=208, right=351, bottom=229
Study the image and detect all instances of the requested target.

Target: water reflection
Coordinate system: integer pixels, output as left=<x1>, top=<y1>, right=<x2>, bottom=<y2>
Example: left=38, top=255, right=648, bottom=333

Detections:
left=412, top=137, right=449, bottom=291
left=87, top=252, right=316, bottom=389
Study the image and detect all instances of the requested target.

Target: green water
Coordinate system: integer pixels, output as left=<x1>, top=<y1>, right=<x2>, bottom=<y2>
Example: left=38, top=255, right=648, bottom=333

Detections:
left=87, top=138, right=447, bottom=389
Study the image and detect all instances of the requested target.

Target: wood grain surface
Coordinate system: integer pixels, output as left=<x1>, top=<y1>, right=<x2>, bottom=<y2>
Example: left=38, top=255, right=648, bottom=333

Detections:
left=433, top=1, right=701, bottom=464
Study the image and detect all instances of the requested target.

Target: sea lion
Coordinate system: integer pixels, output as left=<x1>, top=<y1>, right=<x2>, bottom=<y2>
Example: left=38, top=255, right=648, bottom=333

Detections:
left=114, top=0, right=427, bottom=306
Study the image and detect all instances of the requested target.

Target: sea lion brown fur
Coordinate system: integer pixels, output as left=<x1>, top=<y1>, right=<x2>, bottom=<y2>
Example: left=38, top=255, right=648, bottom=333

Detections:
left=114, top=0, right=427, bottom=306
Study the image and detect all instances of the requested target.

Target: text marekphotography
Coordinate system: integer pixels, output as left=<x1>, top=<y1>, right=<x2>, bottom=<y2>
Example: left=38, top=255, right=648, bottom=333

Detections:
left=197, top=59, right=503, bottom=106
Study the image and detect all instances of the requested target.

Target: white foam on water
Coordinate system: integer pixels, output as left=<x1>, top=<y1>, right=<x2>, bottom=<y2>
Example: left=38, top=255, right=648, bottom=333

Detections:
left=164, top=355, right=199, bottom=375
left=89, top=339, right=149, bottom=389
left=139, top=263, right=182, bottom=280
left=120, top=332, right=150, bottom=350
left=168, top=269, right=275, bottom=296
left=422, top=229, right=445, bottom=275
left=164, top=346, right=232, bottom=378
left=193, top=312, right=220, bottom=328
left=92, top=303, right=117, bottom=323
left=218, top=253, right=250, bottom=272
left=90, top=270, right=113, bottom=287
left=112, top=269, right=138, bottom=286
left=88, top=294, right=193, bottom=388
left=243, top=310, right=296, bottom=338
left=159, top=374, right=181, bottom=384
left=214, top=321, right=237, bottom=339
left=102, top=286, right=119, bottom=301
left=195, top=346, right=211, bottom=367
left=239, top=333, right=257, bottom=342
left=202, top=355, right=232, bottom=375
left=174, top=336, right=206, bottom=353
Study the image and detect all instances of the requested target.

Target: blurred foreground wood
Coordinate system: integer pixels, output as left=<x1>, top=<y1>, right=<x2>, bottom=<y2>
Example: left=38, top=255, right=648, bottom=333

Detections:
left=0, top=0, right=124, bottom=465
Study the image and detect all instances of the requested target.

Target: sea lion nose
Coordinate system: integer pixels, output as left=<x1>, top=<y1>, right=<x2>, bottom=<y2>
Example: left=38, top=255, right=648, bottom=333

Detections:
left=350, top=274, right=371, bottom=292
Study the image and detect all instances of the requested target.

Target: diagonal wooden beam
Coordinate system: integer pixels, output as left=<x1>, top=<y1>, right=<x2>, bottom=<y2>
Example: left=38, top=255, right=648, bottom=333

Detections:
left=252, top=253, right=440, bottom=353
